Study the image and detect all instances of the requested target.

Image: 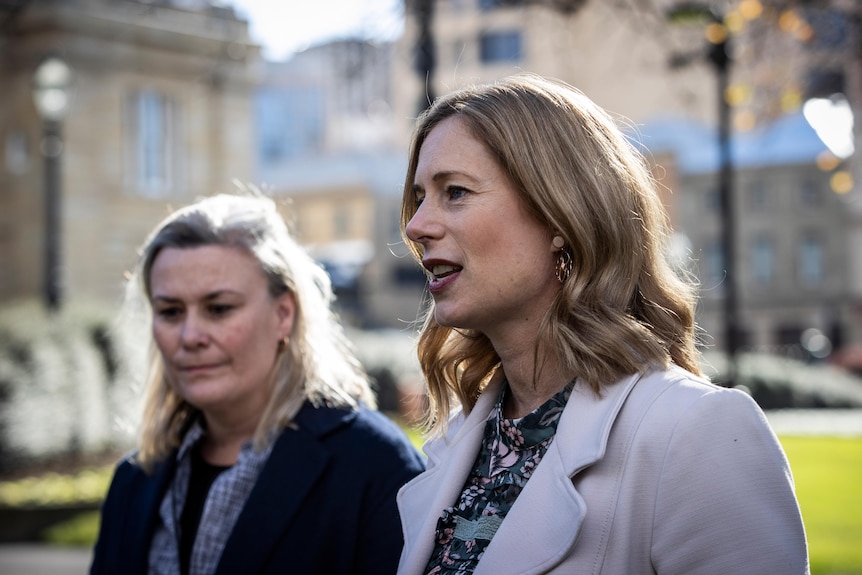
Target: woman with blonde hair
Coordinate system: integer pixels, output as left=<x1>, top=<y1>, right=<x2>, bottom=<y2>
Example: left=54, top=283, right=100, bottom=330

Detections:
left=396, top=74, right=807, bottom=574
left=91, top=192, right=424, bottom=575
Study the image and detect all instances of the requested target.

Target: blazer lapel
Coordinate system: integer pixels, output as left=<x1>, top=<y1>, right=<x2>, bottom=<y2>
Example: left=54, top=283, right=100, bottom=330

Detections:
left=215, top=405, right=349, bottom=574
left=473, top=372, right=643, bottom=575
left=126, top=458, right=176, bottom=575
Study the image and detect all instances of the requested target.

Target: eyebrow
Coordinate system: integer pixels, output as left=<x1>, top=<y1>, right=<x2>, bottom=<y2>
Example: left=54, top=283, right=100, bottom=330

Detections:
left=151, top=290, right=241, bottom=303
left=414, top=169, right=479, bottom=188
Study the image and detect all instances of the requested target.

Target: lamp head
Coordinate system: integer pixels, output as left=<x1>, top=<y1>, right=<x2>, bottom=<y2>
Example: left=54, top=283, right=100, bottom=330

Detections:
left=33, top=57, right=74, bottom=122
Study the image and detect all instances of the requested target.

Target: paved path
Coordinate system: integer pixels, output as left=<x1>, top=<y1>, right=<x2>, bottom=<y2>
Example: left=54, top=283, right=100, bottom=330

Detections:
left=765, top=408, right=862, bottom=436
left=0, top=544, right=91, bottom=575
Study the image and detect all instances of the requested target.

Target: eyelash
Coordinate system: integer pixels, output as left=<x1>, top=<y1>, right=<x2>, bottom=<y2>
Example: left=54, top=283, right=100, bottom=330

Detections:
left=446, top=186, right=468, bottom=200
left=413, top=185, right=469, bottom=207
left=209, top=304, right=233, bottom=316
left=154, top=304, right=234, bottom=320
left=156, top=307, right=181, bottom=320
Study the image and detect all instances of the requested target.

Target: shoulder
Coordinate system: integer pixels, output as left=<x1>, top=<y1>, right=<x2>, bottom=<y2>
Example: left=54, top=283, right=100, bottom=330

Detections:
left=106, top=451, right=152, bottom=491
left=102, top=450, right=173, bottom=504
left=290, top=403, right=425, bottom=474
left=628, top=366, right=762, bottom=421
left=621, top=365, right=783, bottom=469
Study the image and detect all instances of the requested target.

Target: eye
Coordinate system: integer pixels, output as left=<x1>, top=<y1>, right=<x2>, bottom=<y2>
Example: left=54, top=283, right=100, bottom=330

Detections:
left=208, top=303, right=234, bottom=316
left=154, top=306, right=182, bottom=321
left=446, top=185, right=469, bottom=200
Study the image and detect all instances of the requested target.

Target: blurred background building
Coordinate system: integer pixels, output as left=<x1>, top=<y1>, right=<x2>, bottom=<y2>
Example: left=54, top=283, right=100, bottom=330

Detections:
left=0, top=0, right=859, bottom=361
left=0, top=0, right=259, bottom=306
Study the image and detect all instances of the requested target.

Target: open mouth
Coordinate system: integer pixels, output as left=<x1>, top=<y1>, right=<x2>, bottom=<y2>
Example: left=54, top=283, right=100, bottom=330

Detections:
left=430, top=264, right=462, bottom=280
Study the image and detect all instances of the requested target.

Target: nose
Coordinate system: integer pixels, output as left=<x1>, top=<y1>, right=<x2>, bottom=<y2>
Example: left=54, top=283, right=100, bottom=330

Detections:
left=179, top=313, right=209, bottom=349
left=405, top=200, right=441, bottom=245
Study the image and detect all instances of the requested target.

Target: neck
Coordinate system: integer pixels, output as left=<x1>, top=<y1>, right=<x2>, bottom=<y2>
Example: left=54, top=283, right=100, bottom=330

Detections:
left=494, top=339, right=571, bottom=419
left=199, top=414, right=259, bottom=466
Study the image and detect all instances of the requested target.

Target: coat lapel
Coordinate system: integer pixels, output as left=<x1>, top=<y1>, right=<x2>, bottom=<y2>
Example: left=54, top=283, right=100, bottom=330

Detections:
left=397, top=375, right=504, bottom=575
left=473, top=372, right=642, bottom=575
left=398, top=371, right=643, bottom=575
left=215, top=405, right=352, bottom=574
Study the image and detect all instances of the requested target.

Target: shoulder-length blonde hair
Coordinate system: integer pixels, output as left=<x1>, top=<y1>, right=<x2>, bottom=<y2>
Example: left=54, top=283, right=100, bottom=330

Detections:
left=400, top=74, right=702, bottom=435
left=130, top=191, right=374, bottom=471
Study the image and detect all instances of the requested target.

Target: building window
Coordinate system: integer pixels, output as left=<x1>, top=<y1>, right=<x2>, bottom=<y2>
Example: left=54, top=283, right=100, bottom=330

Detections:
left=798, top=234, right=824, bottom=286
left=746, top=179, right=770, bottom=210
left=479, top=0, right=526, bottom=10
left=751, top=235, right=775, bottom=285
left=479, top=30, right=522, bottom=63
left=799, top=177, right=822, bottom=207
left=256, top=86, right=324, bottom=165
left=126, top=89, right=179, bottom=197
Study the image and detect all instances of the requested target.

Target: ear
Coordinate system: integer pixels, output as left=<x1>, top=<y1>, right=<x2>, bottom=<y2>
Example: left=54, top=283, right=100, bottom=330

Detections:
left=275, top=291, right=297, bottom=340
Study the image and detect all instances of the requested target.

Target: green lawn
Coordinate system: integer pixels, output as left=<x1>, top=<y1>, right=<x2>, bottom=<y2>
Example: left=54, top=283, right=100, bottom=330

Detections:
left=779, top=436, right=862, bottom=575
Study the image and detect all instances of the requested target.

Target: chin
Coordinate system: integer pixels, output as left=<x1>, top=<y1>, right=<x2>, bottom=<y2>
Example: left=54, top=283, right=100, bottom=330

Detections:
left=433, top=311, right=470, bottom=330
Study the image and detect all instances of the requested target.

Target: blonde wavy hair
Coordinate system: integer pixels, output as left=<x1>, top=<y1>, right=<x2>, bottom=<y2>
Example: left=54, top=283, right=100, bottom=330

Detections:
left=129, top=191, right=374, bottom=471
left=400, top=74, right=702, bottom=435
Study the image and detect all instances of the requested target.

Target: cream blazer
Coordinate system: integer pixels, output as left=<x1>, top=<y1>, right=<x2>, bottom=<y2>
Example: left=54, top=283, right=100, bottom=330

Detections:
left=397, top=366, right=809, bottom=575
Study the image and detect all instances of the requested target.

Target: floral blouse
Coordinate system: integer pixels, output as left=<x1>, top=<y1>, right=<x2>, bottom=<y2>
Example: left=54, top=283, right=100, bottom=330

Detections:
left=424, top=380, right=574, bottom=575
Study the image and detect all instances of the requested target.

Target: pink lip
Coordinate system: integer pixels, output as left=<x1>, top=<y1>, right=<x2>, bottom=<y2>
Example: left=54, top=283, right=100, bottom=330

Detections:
left=428, top=272, right=459, bottom=294
left=422, top=258, right=461, bottom=295
left=178, top=363, right=224, bottom=373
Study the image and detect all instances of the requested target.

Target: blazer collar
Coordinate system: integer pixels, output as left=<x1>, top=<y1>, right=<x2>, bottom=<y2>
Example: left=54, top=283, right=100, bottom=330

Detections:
left=398, top=371, right=643, bottom=575
left=125, top=456, right=176, bottom=575
left=215, top=403, right=356, bottom=574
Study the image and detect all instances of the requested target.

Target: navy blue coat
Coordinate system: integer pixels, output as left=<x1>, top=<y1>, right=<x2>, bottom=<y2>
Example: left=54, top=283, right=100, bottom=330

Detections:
left=90, top=404, right=425, bottom=575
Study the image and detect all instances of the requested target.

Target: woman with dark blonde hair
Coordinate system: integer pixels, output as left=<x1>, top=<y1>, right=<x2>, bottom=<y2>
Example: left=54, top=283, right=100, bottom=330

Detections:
left=91, top=191, right=424, bottom=575
left=396, top=74, right=807, bottom=574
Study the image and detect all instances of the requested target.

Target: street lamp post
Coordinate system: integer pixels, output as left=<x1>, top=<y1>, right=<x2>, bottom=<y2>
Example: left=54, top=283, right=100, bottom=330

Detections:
left=410, top=0, right=436, bottom=114
left=32, top=57, right=73, bottom=312
left=711, top=27, right=739, bottom=387
left=668, top=3, right=738, bottom=386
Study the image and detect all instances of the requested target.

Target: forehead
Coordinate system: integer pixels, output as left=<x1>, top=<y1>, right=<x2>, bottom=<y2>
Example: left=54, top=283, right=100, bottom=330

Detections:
left=416, top=117, right=497, bottom=173
left=149, top=245, right=265, bottom=294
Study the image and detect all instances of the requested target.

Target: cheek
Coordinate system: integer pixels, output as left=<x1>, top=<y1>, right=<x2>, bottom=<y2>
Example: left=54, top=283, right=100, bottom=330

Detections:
left=225, top=321, right=278, bottom=359
left=151, top=323, right=175, bottom=356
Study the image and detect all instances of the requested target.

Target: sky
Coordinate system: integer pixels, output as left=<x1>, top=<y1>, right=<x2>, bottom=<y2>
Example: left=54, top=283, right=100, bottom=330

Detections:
left=227, top=0, right=405, bottom=61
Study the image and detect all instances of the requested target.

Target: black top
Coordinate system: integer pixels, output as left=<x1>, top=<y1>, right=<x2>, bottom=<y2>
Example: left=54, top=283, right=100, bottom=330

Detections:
left=179, top=445, right=231, bottom=575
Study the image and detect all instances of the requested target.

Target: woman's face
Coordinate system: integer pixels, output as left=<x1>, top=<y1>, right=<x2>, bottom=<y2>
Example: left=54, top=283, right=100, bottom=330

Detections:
left=148, top=245, right=295, bottom=423
left=405, top=116, right=560, bottom=341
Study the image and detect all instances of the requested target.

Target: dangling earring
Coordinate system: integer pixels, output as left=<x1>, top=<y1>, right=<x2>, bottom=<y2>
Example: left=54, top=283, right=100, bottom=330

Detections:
left=553, top=235, right=572, bottom=283
left=555, top=250, right=572, bottom=283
